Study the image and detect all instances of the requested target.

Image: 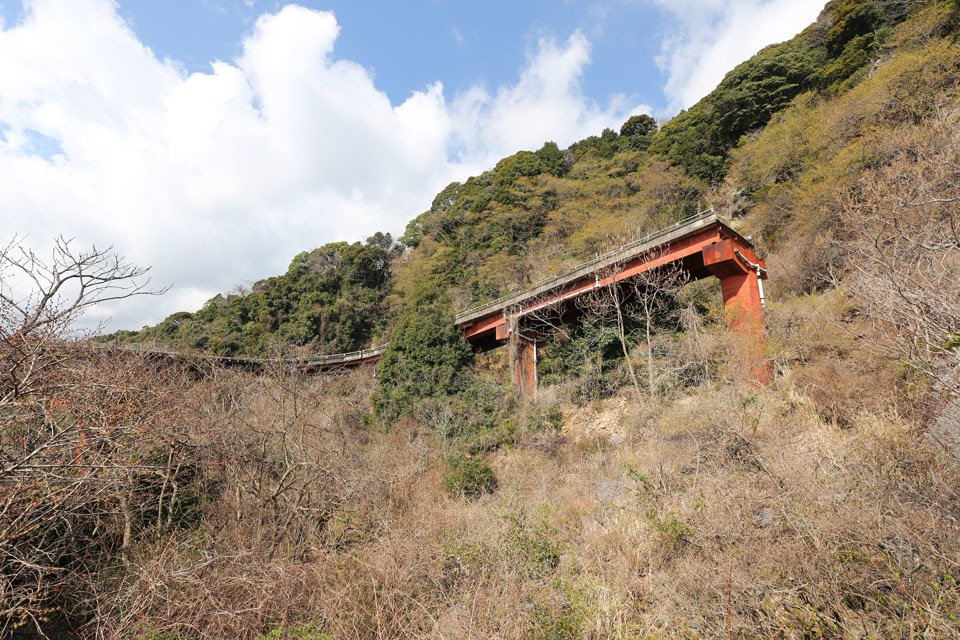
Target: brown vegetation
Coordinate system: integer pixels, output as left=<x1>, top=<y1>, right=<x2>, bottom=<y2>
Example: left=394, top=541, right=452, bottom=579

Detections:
left=5, top=291, right=959, bottom=638
left=5, top=3, right=960, bottom=638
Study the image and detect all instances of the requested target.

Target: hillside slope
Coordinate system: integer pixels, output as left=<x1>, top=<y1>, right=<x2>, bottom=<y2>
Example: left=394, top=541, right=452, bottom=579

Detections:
left=10, top=2, right=960, bottom=637
left=108, top=0, right=954, bottom=363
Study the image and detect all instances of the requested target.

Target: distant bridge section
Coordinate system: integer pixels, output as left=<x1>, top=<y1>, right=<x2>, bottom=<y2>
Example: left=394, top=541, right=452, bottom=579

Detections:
left=95, top=344, right=387, bottom=374
left=215, top=344, right=387, bottom=372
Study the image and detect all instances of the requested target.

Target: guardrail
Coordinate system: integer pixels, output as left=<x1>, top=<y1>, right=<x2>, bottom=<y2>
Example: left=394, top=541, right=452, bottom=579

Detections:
left=89, top=342, right=388, bottom=369
left=455, top=208, right=718, bottom=324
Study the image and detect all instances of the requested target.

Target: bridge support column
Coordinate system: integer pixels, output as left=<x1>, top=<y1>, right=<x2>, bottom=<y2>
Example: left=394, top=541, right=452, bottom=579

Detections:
left=720, top=271, right=769, bottom=384
left=508, top=316, right=537, bottom=396
left=703, top=240, right=769, bottom=384
left=720, top=270, right=764, bottom=334
left=512, top=337, right=537, bottom=397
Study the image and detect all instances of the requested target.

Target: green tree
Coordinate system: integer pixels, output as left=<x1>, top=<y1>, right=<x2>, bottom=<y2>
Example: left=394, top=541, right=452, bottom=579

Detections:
left=535, top=141, right=567, bottom=177
left=620, top=114, right=657, bottom=138
left=824, top=0, right=882, bottom=56
left=373, top=305, right=474, bottom=422
left=650, top=38, right=820, bottom=182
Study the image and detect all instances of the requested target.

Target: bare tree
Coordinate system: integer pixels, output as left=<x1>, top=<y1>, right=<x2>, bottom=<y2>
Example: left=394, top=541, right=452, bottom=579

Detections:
left=0, top=236, right=162, bottom=403
left=626, top=254, right=688, bottom=396
left=0, top=236, right=169, bottom=636
left=577, top=250, right=687, bottom=397
left=576, top=262, right=643, bottom=395
left=516, top=274, right=615, bottom=400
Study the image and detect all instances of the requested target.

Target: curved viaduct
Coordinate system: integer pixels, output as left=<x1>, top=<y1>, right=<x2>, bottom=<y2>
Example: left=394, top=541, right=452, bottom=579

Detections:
left=119, top=211, right=767, bottom=392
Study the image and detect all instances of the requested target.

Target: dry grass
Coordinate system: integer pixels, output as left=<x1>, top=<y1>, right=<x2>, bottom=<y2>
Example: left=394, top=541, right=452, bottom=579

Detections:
left=9, top=299, right=957, bottom=640
left=75, top=352, right=958, bottom=640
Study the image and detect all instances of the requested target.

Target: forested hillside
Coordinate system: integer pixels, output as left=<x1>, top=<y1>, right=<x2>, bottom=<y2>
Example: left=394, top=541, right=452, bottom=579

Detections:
left=9, top=1, right=960, bottom=638
left=109, top=0, right=952, bottom=360
left=107, top=233, right=399, bottom=355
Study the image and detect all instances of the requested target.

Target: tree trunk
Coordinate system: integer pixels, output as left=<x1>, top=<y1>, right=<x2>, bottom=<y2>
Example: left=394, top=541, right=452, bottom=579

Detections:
left=646, top=304, right=655, bottom=397
left=614, top=289, right=641, bottom=396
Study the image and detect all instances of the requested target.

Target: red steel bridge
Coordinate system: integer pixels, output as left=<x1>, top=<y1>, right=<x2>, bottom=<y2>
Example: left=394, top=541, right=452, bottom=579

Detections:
left=115, top=210, right=767, bottom=391
left=454, top=209, right=768, bottom=392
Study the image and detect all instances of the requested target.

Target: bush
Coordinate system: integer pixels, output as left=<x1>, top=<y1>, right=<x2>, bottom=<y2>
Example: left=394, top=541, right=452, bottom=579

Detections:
left=417, top=378, right=510, bottom=440
left=503, top=509, right=563, bottom=575
left=256, top=624, right=334, bottom=640
left=523, top=404, right=564, bottom=433
left=453, top=421, right=517, bottom=460
left=442, top=459, right=497, bottom=498
left=373, top=305, right=474, bottom=422
left=529, top=603, right=582, bottom=640
left=647, top=509, right=693, bottom=550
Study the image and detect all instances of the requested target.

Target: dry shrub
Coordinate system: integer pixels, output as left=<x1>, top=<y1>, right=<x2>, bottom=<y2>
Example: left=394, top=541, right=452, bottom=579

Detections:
left=0, top=346, right=215, bottom=637
left=788, top=355, right=897, bottom=427
left=764, top=288, right=902, bottom=426
left=0, top=237, right=180, bottom=636
left=88, top=366, right=429, bottom=639
left=766, top=231, right=839, bottom=298
left=831, top=110, right=960, bottom=420
left=15, top=347, right=951, bottom=640
left=587, top=384, right=960, bottom=638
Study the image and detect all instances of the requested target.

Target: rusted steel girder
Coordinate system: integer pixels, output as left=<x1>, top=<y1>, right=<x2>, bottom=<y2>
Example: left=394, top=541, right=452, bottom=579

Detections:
left=454, top=211, right=769, bottom=392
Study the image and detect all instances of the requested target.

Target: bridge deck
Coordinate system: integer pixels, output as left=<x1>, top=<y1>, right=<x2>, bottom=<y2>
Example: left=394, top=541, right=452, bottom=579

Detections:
left=455, top=210, right=724, bottom=328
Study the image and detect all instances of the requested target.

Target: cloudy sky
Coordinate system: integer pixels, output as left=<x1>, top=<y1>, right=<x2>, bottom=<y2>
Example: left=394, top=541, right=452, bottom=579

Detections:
left=0, top=0, right=822, bottom=332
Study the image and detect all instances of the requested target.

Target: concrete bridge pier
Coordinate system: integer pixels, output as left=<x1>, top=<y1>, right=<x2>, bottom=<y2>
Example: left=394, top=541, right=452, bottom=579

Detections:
left=703, top=239, right=769, bottom=384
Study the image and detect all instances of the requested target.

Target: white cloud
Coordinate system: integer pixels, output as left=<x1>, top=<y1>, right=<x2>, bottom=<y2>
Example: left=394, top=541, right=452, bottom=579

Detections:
left=0, top=0, right=647, bottom=332
left=651, top=0, right=823, bottom=112
left=448, top=31, right=651, bottom=170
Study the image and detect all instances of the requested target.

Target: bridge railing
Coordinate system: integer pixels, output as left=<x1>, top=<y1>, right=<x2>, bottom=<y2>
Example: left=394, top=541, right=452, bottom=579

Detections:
left=87, top=342, right=388, bottom=369
left=455, top=208, right=718, bottom=324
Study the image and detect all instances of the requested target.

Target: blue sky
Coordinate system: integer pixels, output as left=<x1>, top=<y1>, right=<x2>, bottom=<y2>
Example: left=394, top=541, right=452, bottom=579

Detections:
left=0, top=0, right=823, bottom=331
left=0, top=0, right=667, bottom=111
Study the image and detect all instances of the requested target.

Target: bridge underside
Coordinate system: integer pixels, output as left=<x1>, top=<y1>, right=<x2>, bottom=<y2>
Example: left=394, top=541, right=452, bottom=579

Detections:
left=454, top=213, right=768, bottom=394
